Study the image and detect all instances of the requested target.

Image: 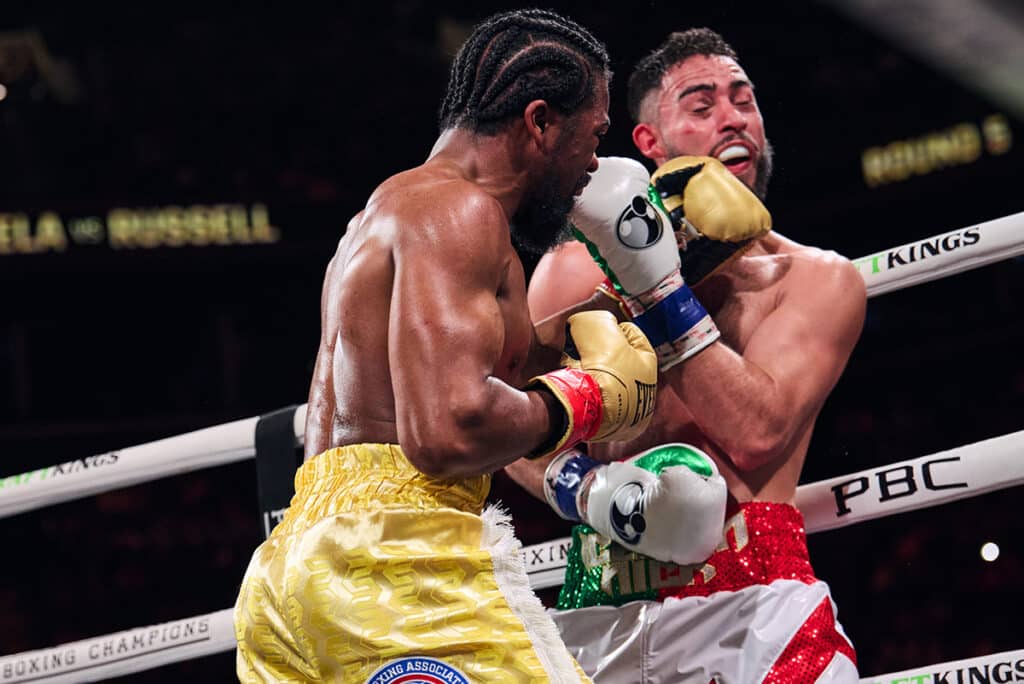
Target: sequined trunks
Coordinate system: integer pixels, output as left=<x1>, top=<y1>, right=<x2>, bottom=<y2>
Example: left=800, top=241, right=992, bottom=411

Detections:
left=552, top=502, right=858, bottom=683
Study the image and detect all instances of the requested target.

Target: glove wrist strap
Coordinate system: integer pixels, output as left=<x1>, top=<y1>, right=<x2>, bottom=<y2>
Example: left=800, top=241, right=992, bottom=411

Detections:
left=627, top=275, right=721, bottom=370
left=526, top=368, right=602, bottom=460
left=623, top=271, right=686, bottom=317
left=543, top=449, right=602, bottom=522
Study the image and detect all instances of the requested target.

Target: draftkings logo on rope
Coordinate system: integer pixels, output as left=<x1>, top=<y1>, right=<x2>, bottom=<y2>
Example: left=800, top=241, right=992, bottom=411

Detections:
left=851, top=227, right=980, bottom=277
left=0, top=203, right=279, bottom=255
left=0, top=453, right=119, bottom=490
left=865, top=656, right=1024, bottom=683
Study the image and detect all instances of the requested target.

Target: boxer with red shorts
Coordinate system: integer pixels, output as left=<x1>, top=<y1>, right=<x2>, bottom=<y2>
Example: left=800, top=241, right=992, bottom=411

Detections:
left=508, top=28, right=866, bottom=683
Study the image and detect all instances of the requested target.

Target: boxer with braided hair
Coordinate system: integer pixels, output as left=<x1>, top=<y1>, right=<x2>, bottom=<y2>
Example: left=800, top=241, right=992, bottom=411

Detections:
left=438, top=8, right=609, bottom=134
left=435, top=8, right=613, bottom=258
left=233, top=9, right=651, bottom=683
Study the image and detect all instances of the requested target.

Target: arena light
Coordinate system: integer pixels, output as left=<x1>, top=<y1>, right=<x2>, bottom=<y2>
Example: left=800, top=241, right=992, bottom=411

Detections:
left=980, top=541, right=1000, bottom=562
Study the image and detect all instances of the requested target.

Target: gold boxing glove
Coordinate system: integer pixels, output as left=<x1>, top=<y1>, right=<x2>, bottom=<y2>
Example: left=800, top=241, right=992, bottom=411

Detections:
left=650, top=156, right=772, bottom=284
left=527, top=311, right=657, bottom=458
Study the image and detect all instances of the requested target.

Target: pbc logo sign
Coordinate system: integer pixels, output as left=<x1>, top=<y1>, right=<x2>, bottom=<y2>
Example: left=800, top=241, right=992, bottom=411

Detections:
left=831, top=456, right=968, bottom=516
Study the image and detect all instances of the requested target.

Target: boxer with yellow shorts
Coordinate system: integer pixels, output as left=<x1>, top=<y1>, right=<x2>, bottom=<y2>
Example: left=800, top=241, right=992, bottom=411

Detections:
left=233, top=10, right=657, bottom=681
left=234, top=444, right=589, bottom=682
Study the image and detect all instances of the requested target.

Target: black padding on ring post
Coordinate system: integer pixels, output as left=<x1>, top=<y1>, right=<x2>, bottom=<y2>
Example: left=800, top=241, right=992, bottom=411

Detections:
left=255, top=405, right=303, bottom=538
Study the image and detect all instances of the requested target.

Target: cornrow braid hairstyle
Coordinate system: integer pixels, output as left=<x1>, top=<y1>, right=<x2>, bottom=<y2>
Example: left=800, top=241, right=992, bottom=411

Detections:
left=626, top=28, right=739, bottom=124
left=438, top=8, right=610, bottom=135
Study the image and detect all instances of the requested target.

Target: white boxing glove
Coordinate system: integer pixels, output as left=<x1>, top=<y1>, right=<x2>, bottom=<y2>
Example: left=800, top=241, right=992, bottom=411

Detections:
left=543, top=443, right=727, bottom=565
left=572, top=157, right=720, bottom=369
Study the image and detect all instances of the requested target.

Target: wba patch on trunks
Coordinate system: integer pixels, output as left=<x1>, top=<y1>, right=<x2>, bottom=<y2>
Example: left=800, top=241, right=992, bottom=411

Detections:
left=365, top=656, right=470, bottom=684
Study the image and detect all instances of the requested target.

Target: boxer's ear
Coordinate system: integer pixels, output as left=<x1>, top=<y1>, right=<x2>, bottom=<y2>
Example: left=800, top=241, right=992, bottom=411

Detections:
left=525, top=100, right=553, bottom=147
left=632, top=123, right=665, bottom=162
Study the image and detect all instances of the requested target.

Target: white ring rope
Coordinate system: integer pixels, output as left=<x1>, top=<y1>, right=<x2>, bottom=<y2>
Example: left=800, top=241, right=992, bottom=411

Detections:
left=0, top=611, right=1018, bottom=684
left=2, top=430, right=1021, bottom=682
left=0, top=211, right=1021, bottom=520
left=1, top=210, right=1022, bottom=681
left=0, top=609, right=236, bottom=684
left=524, top=429, right=1024, bottom=589
left=860, top=649, right=1024, bottom=684
left=797, top=429, right=1024, bottom=533
left=856, top=211, right=1023, bottom=297
left=0, top=406, right=307, bottom=520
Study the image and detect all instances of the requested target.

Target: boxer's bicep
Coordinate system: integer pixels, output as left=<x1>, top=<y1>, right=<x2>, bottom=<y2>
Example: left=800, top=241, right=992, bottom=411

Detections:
left=386, top=197, right=558, bottom=474
left=389, top=208, right=506, bottom=434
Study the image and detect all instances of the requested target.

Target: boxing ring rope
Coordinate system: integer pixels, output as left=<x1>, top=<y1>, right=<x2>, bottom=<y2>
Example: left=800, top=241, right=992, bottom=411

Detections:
left=0, top=610, right=237, bottom=684
left=2, top=432, right=1021, bottom=683
left=3, top=624, right=1019, bottom=684
left=0, top=211, right=1020, bottom=521
left=1, top=210, right=1022, bottom=682
left=0, top=408, right=307, bottom=520
left=521, top=428, right=1024, bottom=590
left=849, top=210, right=1023, bottom=296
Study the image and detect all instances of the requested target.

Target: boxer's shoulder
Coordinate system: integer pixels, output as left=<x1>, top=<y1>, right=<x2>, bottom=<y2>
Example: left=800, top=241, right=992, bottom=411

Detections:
left=743, top=235, right=866, bottom=342
left=785, top=244, right=864, bottom=305
left=758, top=232, right=851, bottom=266
left=528, top=240, right=607, bottom=322
left=361, top=167, right=509, bottom=260
left=537, top=240, right=603, bottom=281
left=744, top=233, right=862, bottom=298
left=375, top=165, right=500, bottom=217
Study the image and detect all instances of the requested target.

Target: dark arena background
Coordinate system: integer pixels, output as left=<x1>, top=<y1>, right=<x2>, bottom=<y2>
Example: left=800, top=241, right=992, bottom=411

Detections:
left=1, top=1, right=1022, bottom=681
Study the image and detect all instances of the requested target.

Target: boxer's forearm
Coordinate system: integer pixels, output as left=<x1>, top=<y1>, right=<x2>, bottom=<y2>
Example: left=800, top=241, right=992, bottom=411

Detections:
left=504, top=453, right=555, bottom=503
left=665, top=343, right=795, bottom=471
left=399, top=379, right=565, bottom=478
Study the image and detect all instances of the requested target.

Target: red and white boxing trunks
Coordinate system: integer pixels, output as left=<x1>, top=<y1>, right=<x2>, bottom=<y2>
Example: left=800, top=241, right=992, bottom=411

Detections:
left=551, top=502, right=858, bottom=683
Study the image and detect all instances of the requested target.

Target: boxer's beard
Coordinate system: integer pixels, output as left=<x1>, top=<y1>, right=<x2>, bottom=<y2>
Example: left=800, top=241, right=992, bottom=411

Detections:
left=510, top=168, right=575, bottom=258
left=752, top=137, right=774, bottom=201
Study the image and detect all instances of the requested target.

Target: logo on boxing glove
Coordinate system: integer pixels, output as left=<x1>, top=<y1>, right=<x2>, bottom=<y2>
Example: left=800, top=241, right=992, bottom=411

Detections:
left=616, top=196, right=664, bottom=250
left=608, top=481, right=647, bottom=544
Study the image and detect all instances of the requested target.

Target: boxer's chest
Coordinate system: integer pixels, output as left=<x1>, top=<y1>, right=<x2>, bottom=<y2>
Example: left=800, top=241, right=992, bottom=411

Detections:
left=696, top=255, right=789, bottom=353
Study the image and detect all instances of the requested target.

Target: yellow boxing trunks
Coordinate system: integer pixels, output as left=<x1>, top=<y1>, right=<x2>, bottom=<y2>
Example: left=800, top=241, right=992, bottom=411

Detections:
left=233, top=443, right=589, bottom=683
